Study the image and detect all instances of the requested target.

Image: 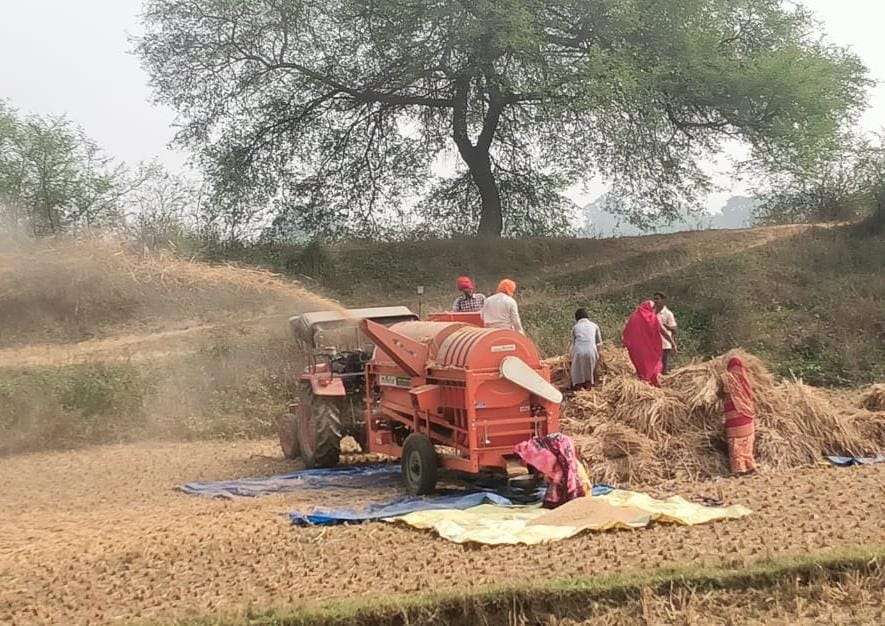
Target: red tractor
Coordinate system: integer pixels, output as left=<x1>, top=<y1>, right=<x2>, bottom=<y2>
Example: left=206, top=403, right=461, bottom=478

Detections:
left=277, top=307, right=418, bottom=468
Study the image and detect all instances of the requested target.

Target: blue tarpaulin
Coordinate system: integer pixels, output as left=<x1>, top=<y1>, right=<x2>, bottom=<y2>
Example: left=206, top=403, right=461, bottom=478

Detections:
left=826, top=454, right=885, bottom=467
left=289, top=491, right=513, bottom=525
left=177, top=463, right=615, bottom=526
left=289, top=484, right=615, bottom=526
left=177, top=464, right=401, bottom=499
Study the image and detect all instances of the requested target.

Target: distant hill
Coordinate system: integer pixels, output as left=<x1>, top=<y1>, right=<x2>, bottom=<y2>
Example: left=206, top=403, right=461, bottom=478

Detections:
left=580, top=194, right=758, bottom=237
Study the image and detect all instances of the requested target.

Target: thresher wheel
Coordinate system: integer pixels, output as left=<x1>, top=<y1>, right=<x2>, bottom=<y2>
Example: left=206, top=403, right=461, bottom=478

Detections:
left=298, top=395, right=342, bottom=468
left=401, top=433, right=438, bottom=496
left=277, top=412, right=300, bottom=460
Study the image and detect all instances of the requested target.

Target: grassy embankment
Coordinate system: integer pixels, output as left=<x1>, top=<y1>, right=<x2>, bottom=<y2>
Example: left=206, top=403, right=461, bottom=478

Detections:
left=2, top=225, right=882, bottom=454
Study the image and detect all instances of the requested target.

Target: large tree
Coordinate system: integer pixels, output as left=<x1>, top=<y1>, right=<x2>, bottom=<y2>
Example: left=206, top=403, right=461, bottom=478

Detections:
left=137, top=0, right=868, bottom=238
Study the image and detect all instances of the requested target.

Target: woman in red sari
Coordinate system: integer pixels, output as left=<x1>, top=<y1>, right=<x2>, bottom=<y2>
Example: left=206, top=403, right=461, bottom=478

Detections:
left=721, top=356, right=758, bottom=475
left=622, top=300, right=669, bottom=386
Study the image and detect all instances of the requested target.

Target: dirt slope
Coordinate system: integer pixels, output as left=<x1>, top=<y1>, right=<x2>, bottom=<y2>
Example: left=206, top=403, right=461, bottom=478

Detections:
left=0, top=238, right=342, bottom=455
left=0, top=439, right=881, bottom=625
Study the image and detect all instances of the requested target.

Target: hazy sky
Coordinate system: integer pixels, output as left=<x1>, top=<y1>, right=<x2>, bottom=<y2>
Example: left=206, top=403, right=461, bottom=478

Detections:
left=2, top=0, right=883, bottom=210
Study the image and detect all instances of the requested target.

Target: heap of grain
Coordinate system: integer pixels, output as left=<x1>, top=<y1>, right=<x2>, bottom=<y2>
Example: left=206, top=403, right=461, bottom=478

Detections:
left=559, top=345, right=885, bottom=485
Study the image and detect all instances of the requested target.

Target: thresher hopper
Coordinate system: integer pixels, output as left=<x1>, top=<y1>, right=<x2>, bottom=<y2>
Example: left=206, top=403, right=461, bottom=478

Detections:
left=361, top=318, right=563, bottom=494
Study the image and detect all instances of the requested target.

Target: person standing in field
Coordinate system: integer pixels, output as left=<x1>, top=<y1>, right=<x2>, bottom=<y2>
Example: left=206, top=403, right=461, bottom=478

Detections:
left=481, top=279, right=524, bottom=333
left=622, top=300, right=665, bottom=386
left=569, top=308, right=602, bottom=391
left=720, top=355, right=758, bottom=475
left=653, top=291, right=678, bottom=373
left=452, top=276, right=485, bottom=312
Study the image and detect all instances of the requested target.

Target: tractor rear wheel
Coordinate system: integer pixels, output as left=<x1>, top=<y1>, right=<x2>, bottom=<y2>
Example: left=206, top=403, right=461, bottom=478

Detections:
left=298, top=396, right=342, bottom=468
left=277, top=412, right=299, bottom=460
left=402, top=433, right=438, bottom=496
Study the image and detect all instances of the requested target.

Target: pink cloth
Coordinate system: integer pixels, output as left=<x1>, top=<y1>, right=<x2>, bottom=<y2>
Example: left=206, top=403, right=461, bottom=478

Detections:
left=514, top=433, right=585, bottom=508
left=622, top=301, right=663, bottom=386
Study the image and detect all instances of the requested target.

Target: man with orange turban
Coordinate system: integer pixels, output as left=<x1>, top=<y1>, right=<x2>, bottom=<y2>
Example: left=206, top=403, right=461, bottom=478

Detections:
left=481, top=279, right=524, bottom=333
left=452, top=276, right=485, bottom=312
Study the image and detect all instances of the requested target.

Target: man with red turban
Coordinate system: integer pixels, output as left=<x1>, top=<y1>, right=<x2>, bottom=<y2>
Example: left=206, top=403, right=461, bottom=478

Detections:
left=452, top=276, right=485, bottom=312
left=481, top=279, right=524, bottom=333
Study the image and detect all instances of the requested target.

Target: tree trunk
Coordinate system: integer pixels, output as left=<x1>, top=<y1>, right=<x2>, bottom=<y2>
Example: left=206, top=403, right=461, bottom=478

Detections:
left=871, top=186, right=885, bottom=234
left=468, top=148, right=503, bottom=238
left=451, top=77, right=505, bottom=238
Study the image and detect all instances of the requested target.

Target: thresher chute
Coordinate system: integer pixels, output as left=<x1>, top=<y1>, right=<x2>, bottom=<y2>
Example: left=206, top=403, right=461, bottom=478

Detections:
left=500, top=356, right=563, bottom=404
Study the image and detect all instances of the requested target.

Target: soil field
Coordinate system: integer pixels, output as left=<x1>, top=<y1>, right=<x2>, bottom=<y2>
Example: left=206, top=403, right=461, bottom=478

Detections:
left=0, top=439, right=882, bottom=625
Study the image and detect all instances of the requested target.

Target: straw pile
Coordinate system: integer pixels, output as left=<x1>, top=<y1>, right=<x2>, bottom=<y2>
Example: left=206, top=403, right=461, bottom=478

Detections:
left=560, top=347, right=884, bottom=485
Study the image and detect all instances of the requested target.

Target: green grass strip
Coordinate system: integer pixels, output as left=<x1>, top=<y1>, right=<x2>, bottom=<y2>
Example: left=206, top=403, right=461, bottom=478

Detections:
left=166, top=543, right=885, bottom=626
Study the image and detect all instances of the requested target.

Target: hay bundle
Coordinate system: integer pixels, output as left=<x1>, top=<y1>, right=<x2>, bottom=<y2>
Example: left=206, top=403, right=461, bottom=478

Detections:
left=541, top=355, right=571, bottom=390
left=610, top=386, right=690, bottom=437
left=848, top=410, right=885, bottom=445
left=858, top=384, right=885, bottom=412
left=660, top=430, right=729, bottom=481
left=597, top=343, right=634, bottom=378
left=662, top=362, right=720, bottom=414
left=560, top=346, right=883, bottom=485
left=573, top=423, right=661, bottom=485
left=762, top=381, right=873, bottom=457
left=561, top=390, right=609, bottom=433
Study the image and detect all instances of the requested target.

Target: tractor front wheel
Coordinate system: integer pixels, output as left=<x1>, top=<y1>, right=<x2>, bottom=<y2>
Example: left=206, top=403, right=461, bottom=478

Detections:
left=298, top=396, right=342, bottom=468
left=277, top=412, right=300, bottom=460
left=402, top=433, right=438, bottom=495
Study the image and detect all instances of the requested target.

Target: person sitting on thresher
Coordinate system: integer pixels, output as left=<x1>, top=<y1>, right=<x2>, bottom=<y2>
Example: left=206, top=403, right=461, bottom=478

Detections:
left=481, top=279, right=524, bottom=333
left=452, top=275, right=485, bottom=312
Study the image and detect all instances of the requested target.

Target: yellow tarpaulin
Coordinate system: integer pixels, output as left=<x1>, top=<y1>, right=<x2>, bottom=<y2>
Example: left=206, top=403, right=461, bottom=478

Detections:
left=390, top=489, right=752, bottom=545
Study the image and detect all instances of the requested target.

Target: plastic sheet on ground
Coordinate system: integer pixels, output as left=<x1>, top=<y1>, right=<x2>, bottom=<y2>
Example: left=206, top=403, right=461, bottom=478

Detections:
left=290, top=484, right=615, bottom=526
left=391, top=489, right=752, bottom=545
left=827, top=454, right=885, bottom=467
left=290, top=491, right=513, bottom=526
left=178, top=464, right=401, bottom=499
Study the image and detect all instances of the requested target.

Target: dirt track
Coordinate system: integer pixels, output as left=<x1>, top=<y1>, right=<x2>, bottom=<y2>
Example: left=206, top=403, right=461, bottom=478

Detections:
left=1, top=439, right=883, bottom=625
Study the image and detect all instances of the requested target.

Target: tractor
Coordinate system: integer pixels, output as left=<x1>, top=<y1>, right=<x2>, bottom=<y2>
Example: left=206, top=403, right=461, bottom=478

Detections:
left=277, top=307, right=418, bottom=468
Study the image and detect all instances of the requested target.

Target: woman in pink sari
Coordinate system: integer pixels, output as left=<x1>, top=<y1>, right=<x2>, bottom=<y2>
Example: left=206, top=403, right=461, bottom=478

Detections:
left=622, top=301, right=667, bottom=386
left=721, top=356, right=758, bottom=475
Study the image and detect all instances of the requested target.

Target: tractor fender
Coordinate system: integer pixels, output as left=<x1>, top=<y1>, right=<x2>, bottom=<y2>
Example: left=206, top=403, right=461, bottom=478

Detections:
left=306, top=376, right=347, bottom=397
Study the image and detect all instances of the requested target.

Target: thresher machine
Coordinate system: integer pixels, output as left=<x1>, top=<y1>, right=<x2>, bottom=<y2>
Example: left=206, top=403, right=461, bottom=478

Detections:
left=279, top=307, right=563, bottom=494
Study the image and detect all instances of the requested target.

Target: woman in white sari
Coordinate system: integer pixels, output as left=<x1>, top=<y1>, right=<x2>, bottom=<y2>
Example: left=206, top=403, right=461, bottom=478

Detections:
left=570, top=308, right=602, bottom=391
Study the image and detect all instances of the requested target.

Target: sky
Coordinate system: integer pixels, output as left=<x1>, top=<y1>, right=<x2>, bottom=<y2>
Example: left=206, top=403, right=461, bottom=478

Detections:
left=2, top=0, right=884, bottom=212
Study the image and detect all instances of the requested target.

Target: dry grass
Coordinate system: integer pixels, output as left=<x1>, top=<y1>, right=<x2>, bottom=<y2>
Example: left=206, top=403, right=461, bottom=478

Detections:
left=561, top=347, right=884, bottom=485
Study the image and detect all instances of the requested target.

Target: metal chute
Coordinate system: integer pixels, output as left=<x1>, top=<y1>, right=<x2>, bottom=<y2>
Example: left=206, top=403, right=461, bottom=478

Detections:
left=500, top=356, right=563, bottom=404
